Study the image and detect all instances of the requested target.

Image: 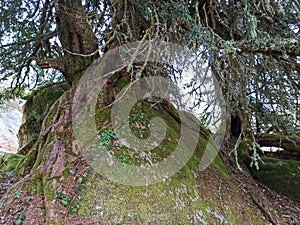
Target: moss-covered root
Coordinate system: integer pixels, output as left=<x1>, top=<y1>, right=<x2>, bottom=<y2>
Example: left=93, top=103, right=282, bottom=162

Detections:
left=249, top=190, right=275, bottom=225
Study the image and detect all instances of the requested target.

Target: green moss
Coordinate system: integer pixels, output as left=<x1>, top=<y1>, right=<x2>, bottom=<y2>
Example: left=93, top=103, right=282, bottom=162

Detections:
left=12, top=74, right=266, bottom=223
left=18, top=82, right=69, bottom=154
left=222, top=208, right=239, bottom=224
left=78, top=163, right=231, bottom=225
left=95, top=107, right=111, bottom=130
left=62, top=166, right=70, bottom=179
left=92, top=87, right=228, bottom=174
left=17, top=143, right=38, bottom=175
left=32, top=135, right=53, bottom=170
left=116, top=76, right=130, bottom=90
left=0, top=153, right=24, bottom=178
left=73, top=92, right=232, bottom=224
left=252, top=215, right=265, bottom=225
left=211, top=154, right=229, bottom=178
left=247, top=157, right=300, bottom=202
left=44, top=179, right=55, bottom=201
left=22, top=173, right=43, bottom=196
left=22, top=170, right=53, bottom=198
left=78, top=174, right=204, bottom=224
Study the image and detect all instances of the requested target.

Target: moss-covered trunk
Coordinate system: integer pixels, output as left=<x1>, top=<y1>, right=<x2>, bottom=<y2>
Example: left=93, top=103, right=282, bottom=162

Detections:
left=1, top=71, right=296, bottom=224
left=0, top=76, right=253, bottom=224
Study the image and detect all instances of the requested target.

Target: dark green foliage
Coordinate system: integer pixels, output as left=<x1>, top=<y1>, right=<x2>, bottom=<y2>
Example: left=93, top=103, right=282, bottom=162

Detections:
left=0, top=0, right=61, bottom=94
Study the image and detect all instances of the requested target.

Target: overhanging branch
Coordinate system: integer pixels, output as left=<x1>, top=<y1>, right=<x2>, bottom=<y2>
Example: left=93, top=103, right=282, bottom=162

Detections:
left=255, top=133, right=300, bottom=153
left=235, top=38, right=300, bottom=57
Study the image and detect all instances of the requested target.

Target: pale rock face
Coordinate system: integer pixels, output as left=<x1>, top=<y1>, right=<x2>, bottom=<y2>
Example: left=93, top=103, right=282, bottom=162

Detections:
left=0, top=101, right=22, bottom=153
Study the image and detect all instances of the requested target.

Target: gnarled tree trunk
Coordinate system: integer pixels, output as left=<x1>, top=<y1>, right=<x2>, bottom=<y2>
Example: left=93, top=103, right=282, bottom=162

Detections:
left=55, top=0, right=99, bottom=84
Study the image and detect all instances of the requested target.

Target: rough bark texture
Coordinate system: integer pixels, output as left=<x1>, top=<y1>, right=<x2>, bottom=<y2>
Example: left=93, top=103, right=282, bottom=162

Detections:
left=0, top=86, right=97, bottom=224
left=55, top=0, right=99, bottom=84
left=256, top=133, right=300, bottom=152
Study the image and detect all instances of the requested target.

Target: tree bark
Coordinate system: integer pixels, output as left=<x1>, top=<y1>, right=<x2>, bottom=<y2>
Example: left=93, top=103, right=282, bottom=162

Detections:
left=256, top=133, right=300, bottom=153
left=256, top=133, right=300, bottom=160
left=55, top=0, right=99, bottom=84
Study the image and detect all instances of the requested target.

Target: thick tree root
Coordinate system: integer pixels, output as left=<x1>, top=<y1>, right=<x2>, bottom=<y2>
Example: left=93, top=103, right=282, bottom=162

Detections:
left=249, top=190, right=276, bottom=225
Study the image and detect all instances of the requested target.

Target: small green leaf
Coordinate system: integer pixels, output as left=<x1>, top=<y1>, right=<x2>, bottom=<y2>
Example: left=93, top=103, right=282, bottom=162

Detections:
left=53, top=192, right=62, bottom=199
left=61, top=196, right=69, bottom=206
left=15, top=191, right=22, bottom=199
left=83, top=172, right=88, bottom=178
left=15, top=213, right=26, bottom=225
left=15, top=219, right=23, bottom=225
left=19, top=214, right=26, bottom=220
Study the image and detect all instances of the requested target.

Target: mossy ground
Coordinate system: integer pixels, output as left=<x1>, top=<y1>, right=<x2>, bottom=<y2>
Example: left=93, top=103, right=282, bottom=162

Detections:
left=0, top=153, right=24, bottom=179
left=239, top=138, right=300, bottom=202
left=77, top=166, right=264, bottom=224
left=247, top=157, right=300, bottom=202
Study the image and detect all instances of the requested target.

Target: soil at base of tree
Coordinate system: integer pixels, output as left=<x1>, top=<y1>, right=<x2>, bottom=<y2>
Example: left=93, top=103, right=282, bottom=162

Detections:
left=0, top=159, right=299, bottom=225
